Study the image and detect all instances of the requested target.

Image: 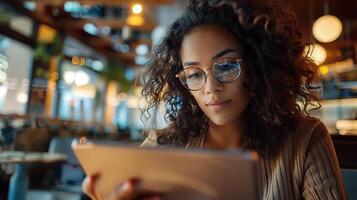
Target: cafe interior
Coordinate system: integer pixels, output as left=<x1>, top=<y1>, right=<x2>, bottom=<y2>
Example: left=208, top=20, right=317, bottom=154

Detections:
left=0, top=0, right=356, bottom=199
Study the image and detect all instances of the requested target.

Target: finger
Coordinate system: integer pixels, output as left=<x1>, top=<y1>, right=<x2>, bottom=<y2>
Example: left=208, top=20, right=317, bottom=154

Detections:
left=104, top=179, right=140, bottom=200
left=82, top=175, right=100, bottom=200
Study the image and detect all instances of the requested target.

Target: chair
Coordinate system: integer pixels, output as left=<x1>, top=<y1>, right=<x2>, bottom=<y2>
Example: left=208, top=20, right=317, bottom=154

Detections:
left=26, top=137, right=84, bottom=200
left=341, top=168, right=357, bottom=199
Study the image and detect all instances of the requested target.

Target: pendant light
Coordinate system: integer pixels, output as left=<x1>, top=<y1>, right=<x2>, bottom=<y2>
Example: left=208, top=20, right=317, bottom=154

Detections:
left=312, top=0, right=343, bottom=43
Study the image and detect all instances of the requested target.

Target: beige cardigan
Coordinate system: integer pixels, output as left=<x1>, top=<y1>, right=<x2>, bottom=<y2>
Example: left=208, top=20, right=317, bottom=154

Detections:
left=141, top=118, right=347, bottom=200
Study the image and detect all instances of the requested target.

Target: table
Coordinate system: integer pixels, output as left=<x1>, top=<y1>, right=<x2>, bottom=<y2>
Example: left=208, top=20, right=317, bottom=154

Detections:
left=0, top=151, right=66, bottom=200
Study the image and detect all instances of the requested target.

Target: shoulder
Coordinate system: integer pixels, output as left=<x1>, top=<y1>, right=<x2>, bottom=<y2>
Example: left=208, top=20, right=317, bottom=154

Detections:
left=278, top=117, right=330, bottom=164
left=285, top=116, right=336, bottom=166
left=293, top=117, right=328, bottom=144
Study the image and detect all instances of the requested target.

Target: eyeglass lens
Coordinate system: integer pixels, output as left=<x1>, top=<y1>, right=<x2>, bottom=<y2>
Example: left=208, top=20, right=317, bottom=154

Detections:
left=179, top=58, right=241, bottom=90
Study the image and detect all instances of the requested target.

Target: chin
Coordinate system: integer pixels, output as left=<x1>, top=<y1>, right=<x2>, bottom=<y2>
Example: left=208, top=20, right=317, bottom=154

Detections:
left=210, top=117, right=232, bottom=126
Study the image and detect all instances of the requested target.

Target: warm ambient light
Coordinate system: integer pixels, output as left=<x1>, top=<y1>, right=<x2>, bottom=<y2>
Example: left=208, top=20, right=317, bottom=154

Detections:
left=74, top=71, right=90, bottom=86
left=72, top=56, right=80, bottom=65
left=305, top=44, right=327, bottom=65
left=37, top=24, right=57, bottom=43
left=16, top=91, right=28, bottom=103
left=126, top=14, right=145, bottom=26
left=63, top=70, right=90, bottom=86
left=72, top=56, right=86, bottom=66
left=63, top=71, right=75, bottom=85
left=312, top=15, right=343, bottom=43
left=319, top=65, right=329, bottom=75
left=132, top=4, right=143, bottom=14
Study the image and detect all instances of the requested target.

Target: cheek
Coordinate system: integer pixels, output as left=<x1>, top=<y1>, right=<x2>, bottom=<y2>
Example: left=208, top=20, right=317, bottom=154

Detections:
left=190, top=92, right=206, bottom=109
left=190, top=92, right=203, bottom=103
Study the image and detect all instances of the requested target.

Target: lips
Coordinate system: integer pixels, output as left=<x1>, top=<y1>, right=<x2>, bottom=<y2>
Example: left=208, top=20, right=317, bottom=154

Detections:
left=206, top=100, right=231, bottom=106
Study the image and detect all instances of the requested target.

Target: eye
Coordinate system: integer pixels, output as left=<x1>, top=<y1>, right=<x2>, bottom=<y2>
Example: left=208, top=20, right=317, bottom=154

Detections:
left=186, top=71, right=204, bottom=79
left=215, top=61, right=240, bottom=75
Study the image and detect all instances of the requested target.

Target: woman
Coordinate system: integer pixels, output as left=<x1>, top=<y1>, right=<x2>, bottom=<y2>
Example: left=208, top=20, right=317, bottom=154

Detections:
left=83, top=0, right=347, bottom=199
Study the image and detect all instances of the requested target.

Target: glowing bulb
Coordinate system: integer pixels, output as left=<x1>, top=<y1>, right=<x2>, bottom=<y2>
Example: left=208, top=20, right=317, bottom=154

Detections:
left=313, top=15, right=343, bottom=43
left=135, top=44, right=149, bottom=55
left=91, top=60, right=104, bottom=71
left=16, top=92, right=28, bottom=103
left=74, top=71, right=90, bottom=86
left=132, top=4, right=142, bottom=14
left=72, top=56, right=80, bottom=65
left=83, top=23, right=97, bottom=35
left=63, top=71, right=75, bottom=84
left=80, top=57, right=86, bottom=66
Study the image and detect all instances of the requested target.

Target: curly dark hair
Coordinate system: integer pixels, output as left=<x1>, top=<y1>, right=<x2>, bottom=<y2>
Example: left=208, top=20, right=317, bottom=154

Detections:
left=141, top=0, right=320, bottom=158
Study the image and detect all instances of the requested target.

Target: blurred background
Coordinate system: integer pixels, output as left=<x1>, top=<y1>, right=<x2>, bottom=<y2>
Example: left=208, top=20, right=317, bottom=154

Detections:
left=0, top=0, right=356, bottom=200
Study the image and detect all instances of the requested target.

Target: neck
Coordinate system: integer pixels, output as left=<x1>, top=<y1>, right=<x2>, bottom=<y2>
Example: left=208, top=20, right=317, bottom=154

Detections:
left=204, top=120, right=244, bottom=149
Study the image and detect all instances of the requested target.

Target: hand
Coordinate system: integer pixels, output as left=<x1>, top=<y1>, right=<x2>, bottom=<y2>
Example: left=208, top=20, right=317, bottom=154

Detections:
left=82, top=175, right=161, bottom=200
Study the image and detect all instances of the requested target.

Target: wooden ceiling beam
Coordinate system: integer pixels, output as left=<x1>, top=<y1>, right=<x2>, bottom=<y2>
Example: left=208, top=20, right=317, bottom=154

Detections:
left=21, top=0, right=173, bottom=6
left=83, top=37, right=113, bottom=47
left=0, top=23, right=36, bottom=48
left=64, top=29, right=135, bottom=63
left=58, top=19, right=156, bottom=32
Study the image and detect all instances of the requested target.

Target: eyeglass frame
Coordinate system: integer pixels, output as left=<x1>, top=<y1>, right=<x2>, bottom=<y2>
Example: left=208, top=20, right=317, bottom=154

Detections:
left=175, top=56, right=243, bottom=91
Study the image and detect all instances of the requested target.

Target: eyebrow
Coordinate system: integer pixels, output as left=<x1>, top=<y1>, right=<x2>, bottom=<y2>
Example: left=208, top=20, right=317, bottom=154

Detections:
left=182, top=48, right=237, bottom=67
left=211, top=48, right=237, bottom=60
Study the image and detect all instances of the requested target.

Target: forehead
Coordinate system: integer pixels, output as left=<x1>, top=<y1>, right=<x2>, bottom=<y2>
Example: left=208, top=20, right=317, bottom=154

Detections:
left=180, top=24, right=243, bottom=62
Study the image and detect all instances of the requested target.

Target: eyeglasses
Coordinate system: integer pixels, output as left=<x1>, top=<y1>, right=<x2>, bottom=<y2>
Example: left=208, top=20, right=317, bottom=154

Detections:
left=176, top=57, right=242, bottom=91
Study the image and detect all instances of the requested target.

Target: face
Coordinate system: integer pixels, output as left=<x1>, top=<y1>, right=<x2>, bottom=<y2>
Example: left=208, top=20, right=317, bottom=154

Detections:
left=179, top=24, right=248, bottom=126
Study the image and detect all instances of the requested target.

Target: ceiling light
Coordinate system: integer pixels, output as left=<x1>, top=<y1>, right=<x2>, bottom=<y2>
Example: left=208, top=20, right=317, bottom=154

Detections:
left=63, top=71, right=75, bottom=85
left=72, top=56, right=80, bottom=65
left=23, top=2, right=36, bottom=11
left=64, top=1, right=81, bottom=12
left=135, top=44, right=149, bottom=55
left=114, top=43, right=130, bottom=53
left=16, top=91, right=28, bottom=103
left=75, top=71, right=90, bottom=86
left=83, top=23, right=97, bottom=35
left=79, top=57, right=86, bottom=66
left=132, top=4, right=143, bottom=14
left=312, top=15, right=343, bottom=43
left=91, top=60, right=104, bottom=71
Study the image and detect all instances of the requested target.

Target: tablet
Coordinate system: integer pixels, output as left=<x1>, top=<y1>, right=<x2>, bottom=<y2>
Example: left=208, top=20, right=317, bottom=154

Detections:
left=72, top=139, right=261, bottom=200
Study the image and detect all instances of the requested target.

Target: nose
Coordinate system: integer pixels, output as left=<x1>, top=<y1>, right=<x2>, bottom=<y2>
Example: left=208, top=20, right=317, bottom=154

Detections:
left=203, top=72, right=223, bottom=94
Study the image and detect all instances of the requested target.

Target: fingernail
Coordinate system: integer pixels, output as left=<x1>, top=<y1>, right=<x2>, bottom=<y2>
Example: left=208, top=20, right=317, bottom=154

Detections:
left=122, top=181, right=131, bottom=191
